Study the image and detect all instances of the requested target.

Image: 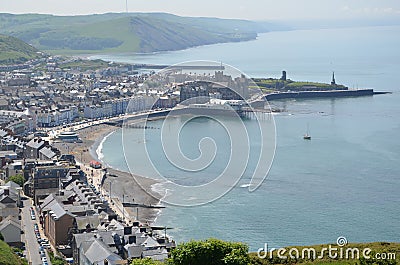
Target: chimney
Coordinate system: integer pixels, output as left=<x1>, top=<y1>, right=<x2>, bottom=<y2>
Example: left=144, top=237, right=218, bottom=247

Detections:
left=4, top=188, right=9, bottom=196
left=124, top=226, right=132, bottom=235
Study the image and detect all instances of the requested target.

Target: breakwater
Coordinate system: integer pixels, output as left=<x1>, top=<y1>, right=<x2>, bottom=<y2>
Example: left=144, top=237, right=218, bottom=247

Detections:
left=264, top=89, right=389, bottom=101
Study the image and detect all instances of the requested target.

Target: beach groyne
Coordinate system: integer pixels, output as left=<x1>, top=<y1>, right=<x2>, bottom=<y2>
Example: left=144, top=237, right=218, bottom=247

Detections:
left=264, top=89, right=390, bottom=101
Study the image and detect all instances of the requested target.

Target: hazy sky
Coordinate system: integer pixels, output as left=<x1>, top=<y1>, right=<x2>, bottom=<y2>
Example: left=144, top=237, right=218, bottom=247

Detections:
left=1, top=0, right=400, bottom=20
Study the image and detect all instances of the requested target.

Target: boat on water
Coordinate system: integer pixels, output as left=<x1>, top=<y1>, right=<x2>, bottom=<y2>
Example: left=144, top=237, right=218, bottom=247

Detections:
left=303, top=124, right=311, bottom=140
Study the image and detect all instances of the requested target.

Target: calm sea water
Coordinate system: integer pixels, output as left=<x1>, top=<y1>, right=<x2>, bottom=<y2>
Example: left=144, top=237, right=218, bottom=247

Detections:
left=98, top=26, right=400, bottom=250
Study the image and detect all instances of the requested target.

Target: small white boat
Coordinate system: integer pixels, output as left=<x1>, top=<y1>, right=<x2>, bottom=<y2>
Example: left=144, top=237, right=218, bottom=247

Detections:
left=303, top=124, right=311, bottom=140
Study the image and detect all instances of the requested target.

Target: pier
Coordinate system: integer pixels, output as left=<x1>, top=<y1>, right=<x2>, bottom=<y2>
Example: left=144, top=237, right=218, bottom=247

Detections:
left=240, top=107, right=274, bottom=120
left=264, top=89, right=391, bottom=101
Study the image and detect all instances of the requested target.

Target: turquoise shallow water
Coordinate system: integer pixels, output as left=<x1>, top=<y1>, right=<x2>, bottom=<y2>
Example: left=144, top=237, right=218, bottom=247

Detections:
left=98, top=25, right=400, bottom=250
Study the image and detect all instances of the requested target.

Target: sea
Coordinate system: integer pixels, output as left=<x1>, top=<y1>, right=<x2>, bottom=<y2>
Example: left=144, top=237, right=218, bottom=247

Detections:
left=93, top=25, right=400, bottom=250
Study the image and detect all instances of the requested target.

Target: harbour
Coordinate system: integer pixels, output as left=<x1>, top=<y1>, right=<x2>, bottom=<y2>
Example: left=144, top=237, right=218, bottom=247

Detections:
left=97, top=25, right=400, bottom=250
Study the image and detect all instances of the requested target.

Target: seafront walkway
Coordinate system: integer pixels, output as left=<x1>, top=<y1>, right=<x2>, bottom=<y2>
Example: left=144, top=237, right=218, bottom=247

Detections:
left=79, top=162, right=134, bottom=225
left=46, top=109, right=172, bottom=138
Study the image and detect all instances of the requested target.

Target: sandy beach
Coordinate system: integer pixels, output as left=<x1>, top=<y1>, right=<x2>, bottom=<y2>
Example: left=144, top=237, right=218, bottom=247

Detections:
left=52, top=123, right=163, bottom=224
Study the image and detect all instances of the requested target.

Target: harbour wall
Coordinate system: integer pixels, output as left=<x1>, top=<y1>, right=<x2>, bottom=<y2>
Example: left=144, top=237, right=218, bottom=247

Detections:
left=264, top=89, right=380, bottom=101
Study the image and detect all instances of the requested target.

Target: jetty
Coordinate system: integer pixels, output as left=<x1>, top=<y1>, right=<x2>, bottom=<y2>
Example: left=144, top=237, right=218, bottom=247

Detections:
left=265, top=89, right=391, bottom=101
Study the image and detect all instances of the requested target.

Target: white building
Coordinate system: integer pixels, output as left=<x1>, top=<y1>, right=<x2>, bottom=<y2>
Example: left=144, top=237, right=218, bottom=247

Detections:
left=36, top=106, right=78, bottom=127
left=84, top=96, right=157, bottom=119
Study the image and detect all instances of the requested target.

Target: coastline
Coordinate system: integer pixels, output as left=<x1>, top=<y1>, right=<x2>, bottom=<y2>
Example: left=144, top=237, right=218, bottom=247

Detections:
left=52, top=123, right=163, bottom=224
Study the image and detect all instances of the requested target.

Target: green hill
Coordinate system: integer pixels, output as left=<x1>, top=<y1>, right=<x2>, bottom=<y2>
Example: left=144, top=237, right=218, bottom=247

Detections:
left=0, top=34, right=40, bottom=64
left=0, top=13, right=286, bottom=54
left=0, top=240, right=27, bottom=265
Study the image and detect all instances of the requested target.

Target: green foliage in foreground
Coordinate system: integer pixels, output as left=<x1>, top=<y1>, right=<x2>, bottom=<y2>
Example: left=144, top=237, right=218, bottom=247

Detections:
left=168, top=238, right=249, bottom=265
left=130, top=239, right=249, bottom=265
left=129, top=240, right=399, bottom=265
left=7, top=174, right=25, bottom=187
left=0, top=240, right=27, bottom=265
left=48, top=250, right=66, bottom=265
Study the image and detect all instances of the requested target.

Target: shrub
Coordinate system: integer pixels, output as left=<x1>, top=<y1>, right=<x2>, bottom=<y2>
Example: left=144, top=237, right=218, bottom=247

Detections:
left=7, top=174, right=25, bottom=187
left=169, top=238, right=249, bottom=265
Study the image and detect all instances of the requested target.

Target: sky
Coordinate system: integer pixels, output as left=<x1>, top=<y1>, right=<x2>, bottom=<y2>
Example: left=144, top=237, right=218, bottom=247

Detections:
left=1, top=0, right=400, bottom=20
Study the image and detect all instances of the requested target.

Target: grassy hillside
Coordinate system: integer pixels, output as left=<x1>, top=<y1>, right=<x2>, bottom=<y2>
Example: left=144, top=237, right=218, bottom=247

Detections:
left=0, top=13, right=283, bottom=54
left=253, top=78, right=348, bottom=91
left=0, top=240, right=27, bottom=265
left=0, top=34, right=40, bottom=64
left=59, top=58, right=111, bottom=71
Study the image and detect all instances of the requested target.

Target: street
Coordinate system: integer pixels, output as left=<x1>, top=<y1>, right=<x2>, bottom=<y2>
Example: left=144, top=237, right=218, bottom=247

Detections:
left=20, top=196, right=51, bottom=265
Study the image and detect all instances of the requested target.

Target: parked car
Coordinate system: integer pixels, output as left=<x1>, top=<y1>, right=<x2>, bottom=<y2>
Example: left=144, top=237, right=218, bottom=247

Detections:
left=41, top=242, right=51, bottom=249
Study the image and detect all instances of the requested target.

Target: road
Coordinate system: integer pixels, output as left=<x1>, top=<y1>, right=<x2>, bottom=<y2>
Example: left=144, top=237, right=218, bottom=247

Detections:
left=21, top=197, right=51, bottom=265
left=21, top=197, right=42, bottom=265
left=45, top=108, right=172, bottom=138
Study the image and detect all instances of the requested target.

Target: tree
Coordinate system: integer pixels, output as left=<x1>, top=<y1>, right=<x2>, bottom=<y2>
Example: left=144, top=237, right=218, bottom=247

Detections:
left=169, top=238, right=249, bottom=265
left=7, top=174, right=25, bottom=187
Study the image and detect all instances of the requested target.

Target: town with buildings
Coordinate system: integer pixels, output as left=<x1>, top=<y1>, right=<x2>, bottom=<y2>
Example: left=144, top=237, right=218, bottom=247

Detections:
left=0, top=55, right=261, bottom=265
left=0, top=50, right=375, bottom=265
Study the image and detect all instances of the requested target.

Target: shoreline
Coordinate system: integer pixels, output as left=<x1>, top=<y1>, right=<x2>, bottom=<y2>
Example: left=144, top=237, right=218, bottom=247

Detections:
left=52, top=122, right=164, bottom=225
